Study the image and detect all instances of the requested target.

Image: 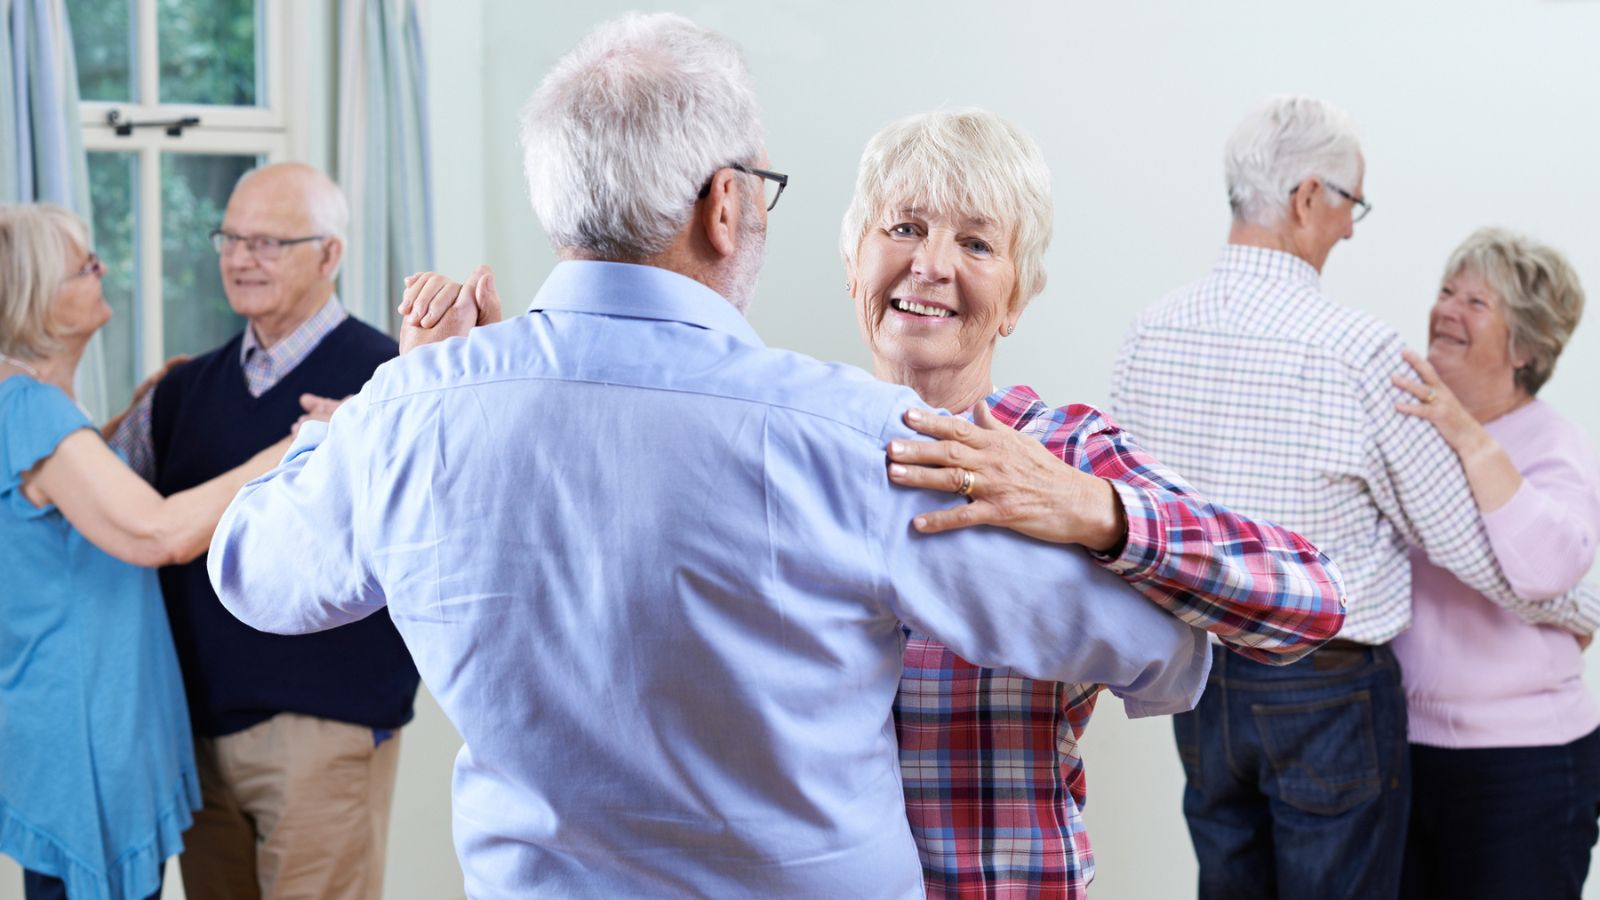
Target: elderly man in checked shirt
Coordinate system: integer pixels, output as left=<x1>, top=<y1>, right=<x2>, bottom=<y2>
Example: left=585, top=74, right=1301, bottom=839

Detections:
left=1112, top=96, right=1600, bottom=900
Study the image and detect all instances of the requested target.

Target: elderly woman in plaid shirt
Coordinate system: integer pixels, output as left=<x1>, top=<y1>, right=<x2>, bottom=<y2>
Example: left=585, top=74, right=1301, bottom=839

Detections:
left=843, top=109, right=1348, bottom=898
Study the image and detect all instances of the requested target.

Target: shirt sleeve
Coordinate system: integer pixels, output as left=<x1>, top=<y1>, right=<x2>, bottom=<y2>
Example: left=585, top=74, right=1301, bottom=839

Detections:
left=104, top=388, right=157, bottom=483
left=1359, top=344, right=1598, bottom=633
left=2, top=379, right=93, bottom=519
left=208, top=397, right=388, bottom=634
left=872, top=412, right=1212, bottom=719
left=1480, top=458, right=1600, bottom=602
left=1048, top=406, right=1347, bottom=664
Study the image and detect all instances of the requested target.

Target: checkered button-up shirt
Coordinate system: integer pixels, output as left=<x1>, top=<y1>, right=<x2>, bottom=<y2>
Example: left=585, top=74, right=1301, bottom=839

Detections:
left=1110, top=244, right=1597, bottom=641
left=896, top=385, right=1346, bottom=899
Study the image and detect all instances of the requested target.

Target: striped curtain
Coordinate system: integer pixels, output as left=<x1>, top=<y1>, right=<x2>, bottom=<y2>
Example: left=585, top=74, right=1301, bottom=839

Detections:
left=337, top=0, right=434, bottom=332
left=1, top=0, right=107, bottom=420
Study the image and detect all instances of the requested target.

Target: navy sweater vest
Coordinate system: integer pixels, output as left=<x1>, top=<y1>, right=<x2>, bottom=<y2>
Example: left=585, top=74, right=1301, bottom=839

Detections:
left=152, top=317, right=419, bottom=737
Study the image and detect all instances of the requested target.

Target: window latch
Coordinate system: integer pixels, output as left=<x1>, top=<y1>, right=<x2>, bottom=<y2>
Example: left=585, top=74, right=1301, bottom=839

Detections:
left=105, top=110, right=202, bottom=137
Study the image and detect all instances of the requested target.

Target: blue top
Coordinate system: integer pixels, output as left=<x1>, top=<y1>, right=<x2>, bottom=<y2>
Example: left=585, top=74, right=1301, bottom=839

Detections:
left=209, top=260, right=1211, bottom=898
left=0, top=376, right=199, bottom=900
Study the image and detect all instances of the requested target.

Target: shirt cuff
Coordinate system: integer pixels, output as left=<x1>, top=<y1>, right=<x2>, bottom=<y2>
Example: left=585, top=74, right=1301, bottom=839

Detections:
left=1093, top=479, right=1165, bottom=580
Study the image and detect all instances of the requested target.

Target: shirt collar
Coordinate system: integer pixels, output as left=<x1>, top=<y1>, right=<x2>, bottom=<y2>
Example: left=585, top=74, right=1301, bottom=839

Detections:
left=1216, top=243, right=1323, bottom=291
left=240, top=294, right=348, bottom=365
left=527, top=260, right=765, bottom=348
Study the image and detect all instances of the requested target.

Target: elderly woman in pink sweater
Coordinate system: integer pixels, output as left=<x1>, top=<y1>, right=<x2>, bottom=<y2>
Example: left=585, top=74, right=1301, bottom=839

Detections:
left=1390, top=228, right=1600, bottom=900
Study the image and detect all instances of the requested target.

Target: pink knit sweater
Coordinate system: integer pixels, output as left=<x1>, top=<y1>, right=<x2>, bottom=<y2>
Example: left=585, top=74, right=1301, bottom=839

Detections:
left=1394, top=399, right=1600, bottom=748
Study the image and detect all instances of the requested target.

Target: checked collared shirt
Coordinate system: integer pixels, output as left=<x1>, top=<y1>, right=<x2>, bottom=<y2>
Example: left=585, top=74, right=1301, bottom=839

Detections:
left=896, top=385, right=1347, bottom=899
left=1111, top=244, right=1597, bottom=641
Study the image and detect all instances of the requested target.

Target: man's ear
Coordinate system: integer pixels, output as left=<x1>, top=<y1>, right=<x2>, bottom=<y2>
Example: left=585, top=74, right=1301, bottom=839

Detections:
left=1288, top=177, right=1319, bottom=228
left=697, top=168, right=744, bottom=260
left=319, top=236, right=345, bottom=280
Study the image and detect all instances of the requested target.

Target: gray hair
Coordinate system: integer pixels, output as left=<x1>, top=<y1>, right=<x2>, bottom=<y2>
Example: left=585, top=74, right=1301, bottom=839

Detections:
left=840, top=108, right=1052, bottom=310
left=0, top=203, right=89, bottom=360
left=1443, top=228, right=1585, bottom=396
left=519, top=12, right=764, bottom=260
left=1225, top=95, right=1363, bottom=228
left=232, top=163, right=350, bottom=244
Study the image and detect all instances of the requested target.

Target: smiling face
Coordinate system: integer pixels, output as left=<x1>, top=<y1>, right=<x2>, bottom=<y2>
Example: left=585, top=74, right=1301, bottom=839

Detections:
left=218, top=167, right=340, bottom=338
left=850, top=205, right=1018, bottom=407
left=1428, top=267, right=1519, bottom=396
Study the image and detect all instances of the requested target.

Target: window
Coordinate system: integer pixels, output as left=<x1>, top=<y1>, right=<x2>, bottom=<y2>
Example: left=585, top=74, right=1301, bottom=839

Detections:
left=70, top=0, right=289, bottom=411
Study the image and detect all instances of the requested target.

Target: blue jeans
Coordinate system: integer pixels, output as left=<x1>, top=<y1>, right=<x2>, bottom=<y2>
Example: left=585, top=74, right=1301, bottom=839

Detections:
left=1173, top=642, right=1410, bottom=900
left=1403, top=726, right=1600, bottom=899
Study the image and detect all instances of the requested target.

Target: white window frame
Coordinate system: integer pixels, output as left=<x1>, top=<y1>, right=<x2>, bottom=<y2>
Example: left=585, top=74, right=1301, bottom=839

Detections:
left=77, top=0, right=291, bottom=378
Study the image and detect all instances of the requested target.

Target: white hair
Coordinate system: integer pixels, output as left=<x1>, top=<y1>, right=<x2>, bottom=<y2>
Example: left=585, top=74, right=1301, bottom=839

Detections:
left=1225, top=95, right=1363, bottom=229
left=0, top=203, right=89, bottom=360
left=232, top=163, right=350, bottom=243
left=839, top=108, right=1052, bottom=310
left=519, top=12, right=764, bottom=260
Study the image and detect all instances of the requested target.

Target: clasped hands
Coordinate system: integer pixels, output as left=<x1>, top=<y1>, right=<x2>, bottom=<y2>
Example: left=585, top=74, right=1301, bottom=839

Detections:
left=885, top=403, right=1128, bottom=554
left=397, top=264, right=503, bottom=354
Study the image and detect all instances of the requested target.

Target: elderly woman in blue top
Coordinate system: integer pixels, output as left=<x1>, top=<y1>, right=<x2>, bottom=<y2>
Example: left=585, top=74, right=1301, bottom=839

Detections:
left=0, top=203, right=300, bottom=900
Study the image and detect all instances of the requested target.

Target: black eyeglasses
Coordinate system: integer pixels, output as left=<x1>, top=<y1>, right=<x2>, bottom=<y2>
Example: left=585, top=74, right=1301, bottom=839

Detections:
left=210, top=229, right=327, bottom=261
left=697, top=162, right=789, bottom=212
left=1291, top=178, right=1371, bottom=223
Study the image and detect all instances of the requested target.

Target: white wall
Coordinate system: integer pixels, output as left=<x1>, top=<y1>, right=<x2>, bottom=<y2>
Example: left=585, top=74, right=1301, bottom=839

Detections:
left=9, top=2, right=1598, bottom=899
left=460, top=2, right=1600, bottom=899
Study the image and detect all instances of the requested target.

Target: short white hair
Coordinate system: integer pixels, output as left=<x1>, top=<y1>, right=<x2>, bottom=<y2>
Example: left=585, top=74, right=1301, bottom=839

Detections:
left=839, top=108, right=1052, bottom=310
left=1225, top=95, right=1363, bottom=228
left=232, top=163, right=350, bottom=244
left=519, top=13, right=764, bottom=260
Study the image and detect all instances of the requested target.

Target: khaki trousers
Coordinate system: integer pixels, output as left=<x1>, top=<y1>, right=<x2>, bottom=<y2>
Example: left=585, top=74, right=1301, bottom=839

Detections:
left=179, top=713, right=402, bottom=900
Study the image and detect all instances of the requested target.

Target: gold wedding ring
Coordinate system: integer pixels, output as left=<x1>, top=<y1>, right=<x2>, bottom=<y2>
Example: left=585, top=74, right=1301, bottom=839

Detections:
left=956, top=468, right=976, bottom=498
left=1424, top=388, right=1437, bottom=404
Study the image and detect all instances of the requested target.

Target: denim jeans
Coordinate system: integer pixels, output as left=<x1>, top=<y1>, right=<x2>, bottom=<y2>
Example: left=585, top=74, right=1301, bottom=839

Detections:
left=1173, top=642, right=1410, bottom=900
left=1403, top=726, right=1600, bottom=900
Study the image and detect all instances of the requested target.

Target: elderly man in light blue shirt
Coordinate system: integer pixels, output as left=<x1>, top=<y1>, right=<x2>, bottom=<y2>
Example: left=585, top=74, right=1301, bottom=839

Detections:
left=209, top=13, right=1210, bottom=898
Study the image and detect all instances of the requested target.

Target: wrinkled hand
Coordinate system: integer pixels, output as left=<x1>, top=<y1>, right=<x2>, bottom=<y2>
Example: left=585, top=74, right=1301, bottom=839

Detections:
left=397, top=265, right=503, bottom=354
left=1392, top=349, right=1488, bottom=455
left=291, top=392, right=348, bottom=436
left=885, top=402, right=1127, bottom=552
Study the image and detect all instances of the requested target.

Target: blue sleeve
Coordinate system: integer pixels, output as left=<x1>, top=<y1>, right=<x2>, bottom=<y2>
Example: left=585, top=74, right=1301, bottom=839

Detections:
left=1, top=378, right=93, bottom=519
left=871, top=411, right=1212, bottom=718
left=209, top=395, right=388, bottom=634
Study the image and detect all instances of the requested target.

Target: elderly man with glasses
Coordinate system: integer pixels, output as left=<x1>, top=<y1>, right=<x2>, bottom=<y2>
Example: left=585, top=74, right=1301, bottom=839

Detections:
left=106, top=162, right=418, bottom=900
left=201, top=12, right=1231, bottom=897
left=1110, top=95, right=1560, bottom=899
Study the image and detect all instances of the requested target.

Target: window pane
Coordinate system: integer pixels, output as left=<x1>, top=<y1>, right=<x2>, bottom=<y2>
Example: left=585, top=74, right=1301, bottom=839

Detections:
left=88, top=151, right=140, bottom=413
left=162, top=153, right=252, bottom=357
left=67, top=0, right=136, bottom=102
left=159, top=0, right=259, bottom=106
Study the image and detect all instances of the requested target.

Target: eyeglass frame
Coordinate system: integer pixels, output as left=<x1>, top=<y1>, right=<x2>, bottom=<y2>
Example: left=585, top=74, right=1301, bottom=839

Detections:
left=68, top=251, right=105, bottom=279
left=210, top=228, right=329, bottom=260
left=1289, top=177, right=1371, bottom=223
left=697, top=162, right=789, bottom=212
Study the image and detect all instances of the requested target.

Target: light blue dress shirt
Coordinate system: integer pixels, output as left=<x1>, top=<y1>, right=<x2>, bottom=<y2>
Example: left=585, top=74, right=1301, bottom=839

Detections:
left=210, top=261, right=1210, bottom=898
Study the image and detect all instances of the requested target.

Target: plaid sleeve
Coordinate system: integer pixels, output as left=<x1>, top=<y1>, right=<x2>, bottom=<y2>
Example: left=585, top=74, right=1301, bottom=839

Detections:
left=1000, top=394, right=1346, bottom=663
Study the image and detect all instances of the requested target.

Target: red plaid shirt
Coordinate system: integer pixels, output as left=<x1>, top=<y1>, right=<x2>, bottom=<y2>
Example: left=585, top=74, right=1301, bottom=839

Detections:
left=896, top=386, right=1345, bottom=898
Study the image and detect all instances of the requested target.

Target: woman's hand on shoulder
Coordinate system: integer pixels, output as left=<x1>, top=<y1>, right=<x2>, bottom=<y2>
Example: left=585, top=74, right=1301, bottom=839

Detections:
left=885, top=401, right=1126, bottom=552
left=1392, top=348, right=1491, bottom=457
